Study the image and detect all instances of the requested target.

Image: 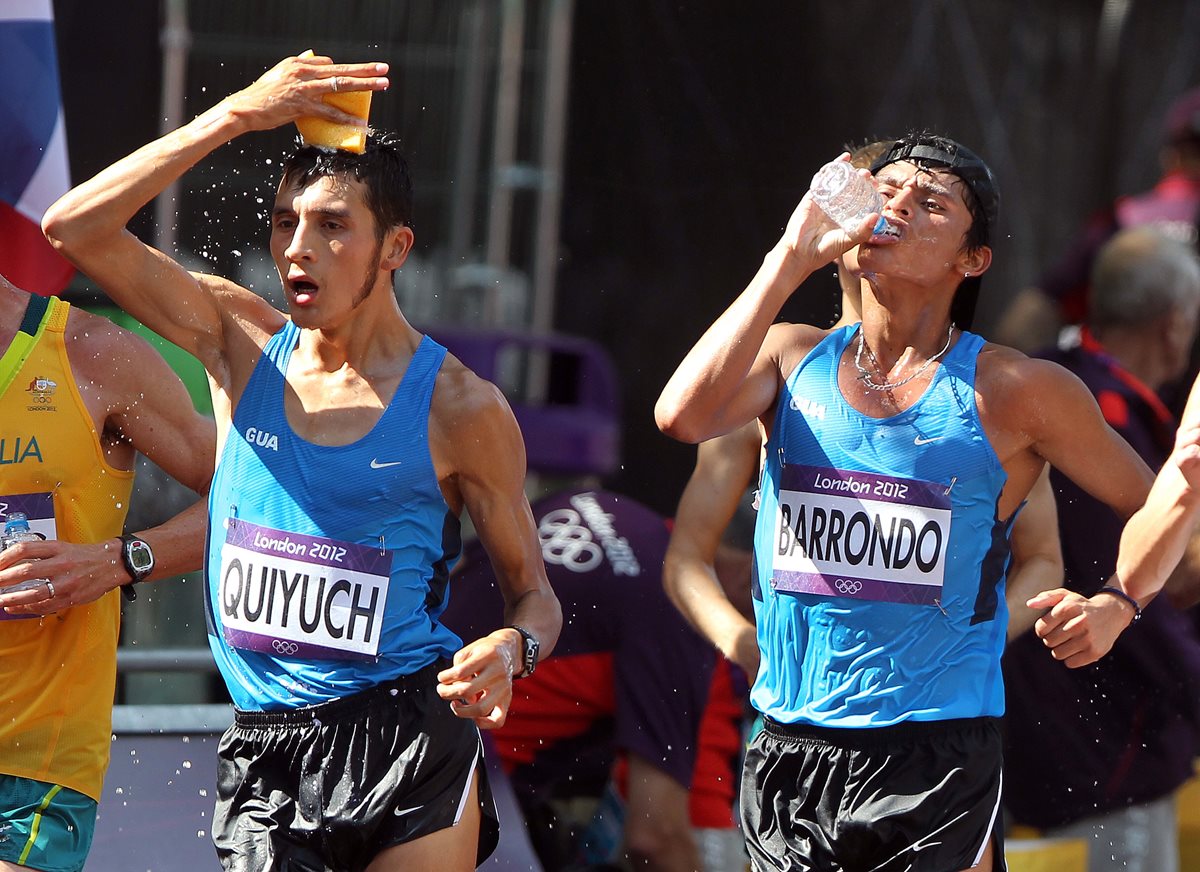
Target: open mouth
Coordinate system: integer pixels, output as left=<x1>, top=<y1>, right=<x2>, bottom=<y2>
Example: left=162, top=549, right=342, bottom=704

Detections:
left=869, top=220, right=902, bottom=244
left=288, top=277, right=320, bottom=305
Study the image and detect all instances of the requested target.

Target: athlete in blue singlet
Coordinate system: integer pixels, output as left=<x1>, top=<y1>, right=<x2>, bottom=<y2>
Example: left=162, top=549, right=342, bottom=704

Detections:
left=207, top=321, right=462, bottom=710
left=753, top=324, right=1008, bottom=729
left=45, top=53, right=562, bottom=872
left=656, top=132, right=1179, bottom=872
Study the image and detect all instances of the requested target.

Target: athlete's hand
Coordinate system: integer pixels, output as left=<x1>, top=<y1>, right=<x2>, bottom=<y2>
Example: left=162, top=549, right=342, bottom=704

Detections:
left=1027, top=587, right=1135, bottom=668
left=775, top=154, right=879, bottom=278
left=0, top=537, right=126, bottom=616
left=218, top=52, right=389, bottom=134
left=437, top=630, right=521, bottom=729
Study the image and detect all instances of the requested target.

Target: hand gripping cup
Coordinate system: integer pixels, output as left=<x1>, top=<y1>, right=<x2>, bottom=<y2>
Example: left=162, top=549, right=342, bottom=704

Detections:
left=294, top=49, right=372, bottom=154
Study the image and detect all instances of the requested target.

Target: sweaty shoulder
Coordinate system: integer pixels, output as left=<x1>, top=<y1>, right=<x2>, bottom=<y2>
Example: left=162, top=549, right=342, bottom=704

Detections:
left=61, top=306, right=188, bottom=431
left=973, top=340, right=1090, bottom=437
left=429, top=352, right=510, bottom=424
left=427, top=353, right=526, bottom=511
left=64, top=306, right=156, bottom=389
left=767, top=321, right=836, bottom=378
left=975, top=340, right=1076, bottom=393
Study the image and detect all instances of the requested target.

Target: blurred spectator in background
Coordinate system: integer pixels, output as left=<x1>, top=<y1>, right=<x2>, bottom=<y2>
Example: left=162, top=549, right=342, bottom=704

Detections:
left=442, top=488, right=750, bottom=872
left=1003, top=226, right=1200, bottom=872
left=995, top=85, right=1200, bottom=361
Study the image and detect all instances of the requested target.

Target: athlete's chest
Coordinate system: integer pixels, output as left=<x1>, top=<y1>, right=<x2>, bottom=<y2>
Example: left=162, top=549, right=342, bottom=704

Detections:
left=281, top=371, right=403, bottom=447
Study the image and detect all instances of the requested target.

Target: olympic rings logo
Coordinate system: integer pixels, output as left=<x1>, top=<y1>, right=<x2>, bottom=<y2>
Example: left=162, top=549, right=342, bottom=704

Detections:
left=272, top=639, right=300, bottom=656
left=834, top=579, right=863, bottom=595
left=538, top=509, right=603, bottom=572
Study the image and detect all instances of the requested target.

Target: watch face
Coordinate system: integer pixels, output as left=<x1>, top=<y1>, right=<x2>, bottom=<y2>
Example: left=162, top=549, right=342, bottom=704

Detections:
left=127, top=541, right=153, bottom=572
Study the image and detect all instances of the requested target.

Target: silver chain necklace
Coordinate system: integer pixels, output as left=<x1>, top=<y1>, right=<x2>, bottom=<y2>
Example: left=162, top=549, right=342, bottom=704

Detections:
left=854, top=325, right=954, bottom=392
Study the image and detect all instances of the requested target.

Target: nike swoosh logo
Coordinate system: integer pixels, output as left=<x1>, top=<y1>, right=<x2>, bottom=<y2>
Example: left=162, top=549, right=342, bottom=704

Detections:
left=913, top=436, right=942, bottom=445
left=393, top=805, right=422, bottom=817
left=370, top=459, right=404, bottom=469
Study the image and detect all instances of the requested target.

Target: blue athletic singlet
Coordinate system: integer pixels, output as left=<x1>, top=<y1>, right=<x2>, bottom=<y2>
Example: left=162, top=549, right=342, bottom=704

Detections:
left=751, top=325, right=1010, bottom=727
left=205, top=322, right=463, bottom=710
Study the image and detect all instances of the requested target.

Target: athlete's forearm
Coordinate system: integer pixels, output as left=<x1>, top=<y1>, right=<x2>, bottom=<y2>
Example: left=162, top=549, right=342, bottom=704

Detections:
left=122, top=497, right=210, bottom=585
left=664, top=549, right=757, bottom=674
left=500, top=586, right=562, bottom=661
left=1161, top=529, right=1200, bottom=610
left=43, top=103, right=248, bottom=256
left=85, top=497, right=210, bottom=600
left=655, top=246, right=811, bottom=443
left=1116, top=467, right=1200, bottom=602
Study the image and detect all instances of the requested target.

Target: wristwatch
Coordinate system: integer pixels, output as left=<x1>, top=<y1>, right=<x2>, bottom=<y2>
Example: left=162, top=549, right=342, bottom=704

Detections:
left=509, top=625, right=540, bottom=679
left=118, top=534, right=155, bottom=602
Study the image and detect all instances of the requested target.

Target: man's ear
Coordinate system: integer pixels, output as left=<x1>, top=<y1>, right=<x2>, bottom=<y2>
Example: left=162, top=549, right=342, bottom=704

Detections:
left=381, top=225, right=415, bottom=271
left=961, top=245, right=992, bottom=278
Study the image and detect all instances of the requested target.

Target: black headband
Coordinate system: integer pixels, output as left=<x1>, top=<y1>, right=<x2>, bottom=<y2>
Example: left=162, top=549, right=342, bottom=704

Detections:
left=870, top=136, right=1000, bottom=233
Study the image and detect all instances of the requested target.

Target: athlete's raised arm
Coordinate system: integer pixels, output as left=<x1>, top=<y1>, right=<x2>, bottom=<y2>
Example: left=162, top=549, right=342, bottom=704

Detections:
left=655, top=165, right=878, bottom=444
left=41, top=54, right=387, bottom=369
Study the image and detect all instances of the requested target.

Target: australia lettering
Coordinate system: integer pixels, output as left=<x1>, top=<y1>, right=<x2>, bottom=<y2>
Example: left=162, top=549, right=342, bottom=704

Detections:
left=0, top=436, right=43, bottom=465
left=222, top=558, right=379, bottom=643
left=778, top=502, right=942, bottom=574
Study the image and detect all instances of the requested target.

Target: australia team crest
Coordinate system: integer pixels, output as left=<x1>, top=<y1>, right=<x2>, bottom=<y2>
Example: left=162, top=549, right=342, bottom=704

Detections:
left=25, top=376, right=58, bottom=411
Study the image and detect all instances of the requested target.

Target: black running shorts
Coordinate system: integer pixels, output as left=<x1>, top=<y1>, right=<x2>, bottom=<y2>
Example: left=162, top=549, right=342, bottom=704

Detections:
left=212, top=662, right=499, bottom=872
left=742, top=716, right=1006, bottom=872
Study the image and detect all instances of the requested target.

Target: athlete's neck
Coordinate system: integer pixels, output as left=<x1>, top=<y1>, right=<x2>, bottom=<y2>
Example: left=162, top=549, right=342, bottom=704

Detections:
left=297, top=285, right=419, bottom=378
left=858, top=296, right=955, bottom=375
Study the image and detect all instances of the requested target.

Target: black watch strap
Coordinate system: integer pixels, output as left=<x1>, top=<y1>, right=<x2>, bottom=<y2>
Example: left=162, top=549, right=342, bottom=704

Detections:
left=509, top=625, right=540, bottom=679
left=119, top=534, right=154, bottom=602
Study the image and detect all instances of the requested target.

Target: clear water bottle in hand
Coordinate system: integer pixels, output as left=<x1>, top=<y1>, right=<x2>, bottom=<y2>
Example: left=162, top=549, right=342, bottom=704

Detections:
left=2, top=512, right=50, bottom=593
left=809, top=160, right=894, bottom=236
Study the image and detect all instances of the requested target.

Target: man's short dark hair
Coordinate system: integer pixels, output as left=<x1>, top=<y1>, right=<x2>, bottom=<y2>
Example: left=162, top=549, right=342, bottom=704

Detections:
left=280, top=131, right=413, bottom=241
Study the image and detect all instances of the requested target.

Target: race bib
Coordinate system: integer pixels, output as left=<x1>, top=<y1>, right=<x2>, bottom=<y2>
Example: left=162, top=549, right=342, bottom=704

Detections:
left=217, top=518, right=391, bottom=661
left=0, top=492, right=57, bottom=622
left=771, top=464, right=950, bottom=605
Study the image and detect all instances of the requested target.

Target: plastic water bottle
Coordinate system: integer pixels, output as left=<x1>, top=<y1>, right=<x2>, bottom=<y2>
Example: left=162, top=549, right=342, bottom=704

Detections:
left=809, top=160, right=892, bottom=236
left=1, top=512, right=49, bottom=593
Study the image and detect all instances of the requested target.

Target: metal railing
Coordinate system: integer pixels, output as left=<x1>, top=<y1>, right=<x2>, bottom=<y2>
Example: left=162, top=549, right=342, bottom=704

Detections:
left=117, top=647, right=218, bottom=673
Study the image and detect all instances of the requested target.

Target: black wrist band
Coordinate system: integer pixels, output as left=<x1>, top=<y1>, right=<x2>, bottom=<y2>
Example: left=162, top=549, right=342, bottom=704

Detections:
left=509, top=625, right=540, bottom=678
left=1097, top=586, right=1142, bottom=623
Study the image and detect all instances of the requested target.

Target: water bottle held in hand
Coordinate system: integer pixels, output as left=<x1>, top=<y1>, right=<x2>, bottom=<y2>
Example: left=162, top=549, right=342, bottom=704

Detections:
left=2, top=512, right=50, bottom=593
left=810, top=160, right=895, bottom=237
